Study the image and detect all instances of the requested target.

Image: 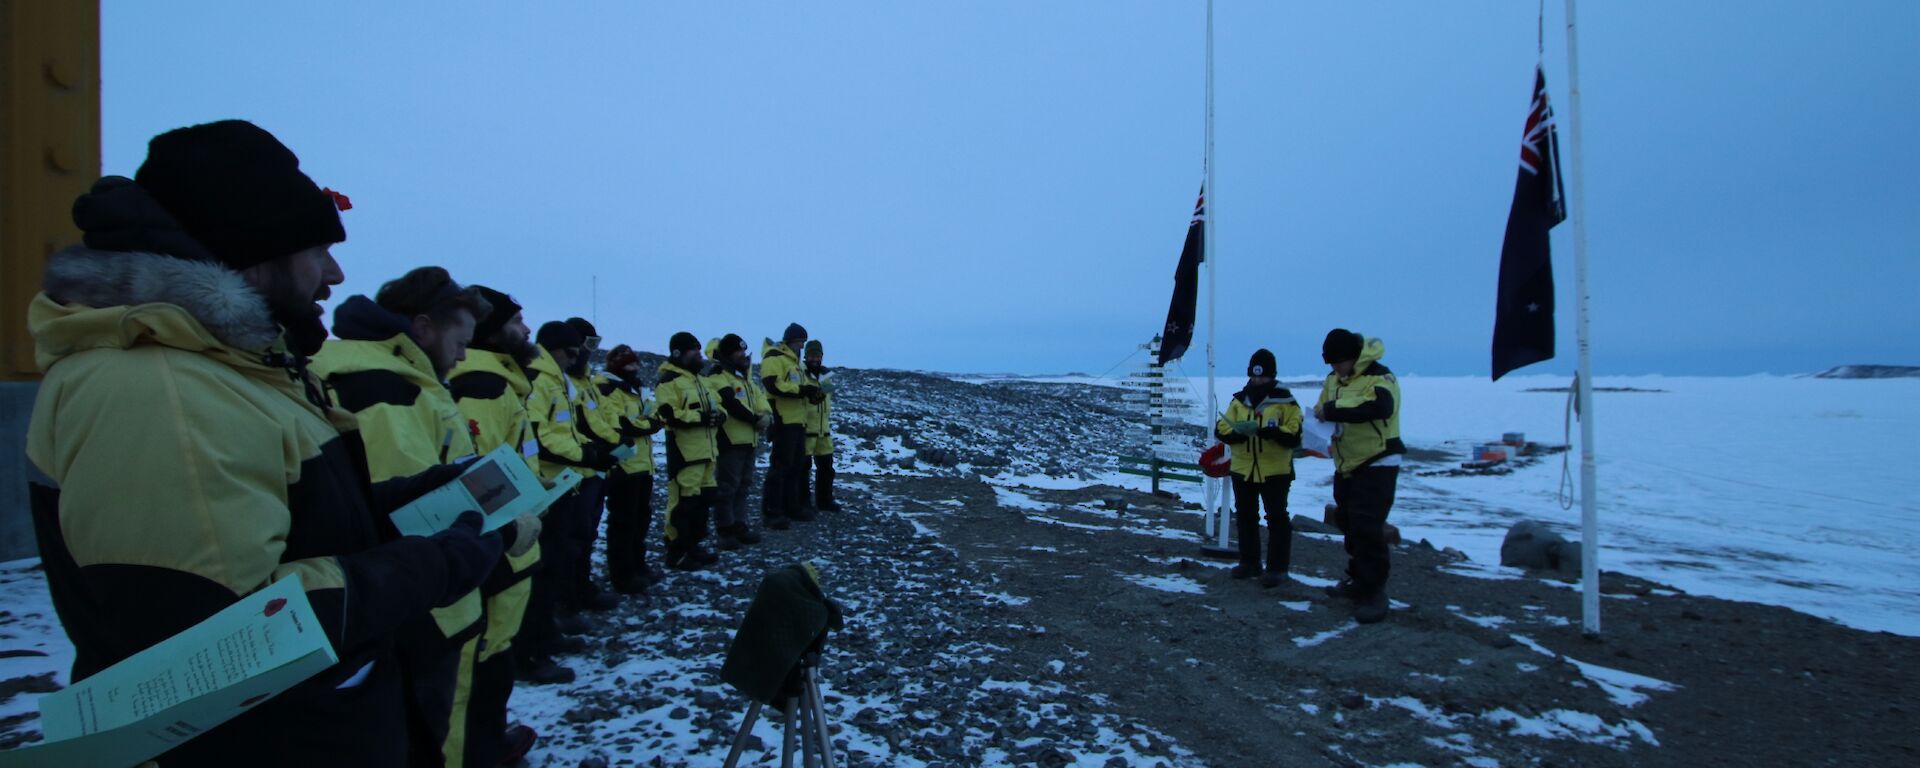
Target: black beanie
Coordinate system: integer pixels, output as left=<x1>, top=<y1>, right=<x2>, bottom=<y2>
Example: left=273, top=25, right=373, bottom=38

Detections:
left=1247, top=348, right=1275, bottom=377
left=783, top=322, right=808, bottom=342
left=1322, top=329, right=1363, bottom=364
left=132, top=120, right=344, bottom=270
left=536, top=321, right=584, bottom=351
left=470, top=286, right=521, bottom=342
left=669, top=331, right=701, bottom=353
left=717, top=333, right=746, bottom=358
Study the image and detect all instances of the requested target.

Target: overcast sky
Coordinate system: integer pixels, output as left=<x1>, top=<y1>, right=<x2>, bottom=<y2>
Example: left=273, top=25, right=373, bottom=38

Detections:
left=101, top=1, right=1918, bottom=377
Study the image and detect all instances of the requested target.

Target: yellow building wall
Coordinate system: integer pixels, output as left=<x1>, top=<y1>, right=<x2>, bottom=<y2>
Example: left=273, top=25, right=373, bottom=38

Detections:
left=2, top=1, right=100, bottom=380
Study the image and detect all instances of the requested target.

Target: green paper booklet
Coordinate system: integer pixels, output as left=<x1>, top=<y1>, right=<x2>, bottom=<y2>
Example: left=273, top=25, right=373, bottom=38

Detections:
left=388, top=444, right=582, bottom=537
left=0, top=575, right=335, bottom=767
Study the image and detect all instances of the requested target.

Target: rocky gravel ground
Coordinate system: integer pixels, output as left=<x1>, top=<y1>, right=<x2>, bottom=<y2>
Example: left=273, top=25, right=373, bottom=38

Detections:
left=511, top=463, right=1919, bottom=767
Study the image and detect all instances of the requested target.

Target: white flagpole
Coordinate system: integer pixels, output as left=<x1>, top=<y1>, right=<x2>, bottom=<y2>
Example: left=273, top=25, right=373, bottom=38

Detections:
left=1204, top=0, right=1228, bottom=550
left=1562, top=0, right=1601, bottom=636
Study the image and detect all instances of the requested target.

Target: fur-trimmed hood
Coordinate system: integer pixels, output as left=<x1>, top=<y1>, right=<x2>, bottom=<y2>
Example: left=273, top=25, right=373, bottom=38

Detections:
left=31, top=246, right=284, bottom=371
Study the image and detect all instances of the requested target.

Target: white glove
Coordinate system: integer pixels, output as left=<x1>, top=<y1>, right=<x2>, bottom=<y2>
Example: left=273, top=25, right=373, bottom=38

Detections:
left=508, top=514, right=542, bottom=557
left=756, top=414, right=773, bottom=431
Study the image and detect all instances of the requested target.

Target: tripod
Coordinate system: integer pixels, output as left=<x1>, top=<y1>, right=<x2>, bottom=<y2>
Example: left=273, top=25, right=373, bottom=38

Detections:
left=723, top=651, right=836, bottom=768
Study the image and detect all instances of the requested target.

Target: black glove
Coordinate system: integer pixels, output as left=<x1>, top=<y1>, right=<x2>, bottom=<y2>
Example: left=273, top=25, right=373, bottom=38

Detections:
left=581, top=444, right=619, bottom=472
left=704, top=410, right=727, bottom=428
left=426, top=511, right=503, bottom=606
left=800, top=384, right=822, bottom=399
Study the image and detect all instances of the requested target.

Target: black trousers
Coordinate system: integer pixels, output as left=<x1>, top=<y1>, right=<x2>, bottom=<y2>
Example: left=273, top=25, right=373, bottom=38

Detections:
left=514, top=490, right=575, bottom=662
left=712, top=445, right=757, bottom=530
left=762, top=423, right=808, bottom=519
left=1230, top=475, right=1293, bottom=572
left=604, top=469, right=654, bottom=583
left=664, top=454, right=712, bottom=555
left=566, top=475, right=608, bottom=603
left=1333, top=465, right=1400, bottom=598
left=811, top=453, right=836, bottom=507
left=665, top=490, right=710, bottom=555
left=464, top=650, right=514, bottom=767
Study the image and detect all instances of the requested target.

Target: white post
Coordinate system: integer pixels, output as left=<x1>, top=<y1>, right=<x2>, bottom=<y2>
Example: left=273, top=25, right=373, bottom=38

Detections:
left=1204, top=0, right=1230, bottom=549
left=1562, top=0, right=1600, bottom=636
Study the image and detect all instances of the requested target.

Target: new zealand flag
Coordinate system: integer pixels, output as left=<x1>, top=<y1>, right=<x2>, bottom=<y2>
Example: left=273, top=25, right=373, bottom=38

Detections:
left=1158, top=185, right=1205, bottom=364
left=1492, top=67, right=1567, bottom=380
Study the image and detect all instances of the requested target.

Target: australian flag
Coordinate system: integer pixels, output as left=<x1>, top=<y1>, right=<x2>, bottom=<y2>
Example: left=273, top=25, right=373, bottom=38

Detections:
left=1492, top=67, right=1567, bottom=381
left=1158, top=184, right=1205, bottom=364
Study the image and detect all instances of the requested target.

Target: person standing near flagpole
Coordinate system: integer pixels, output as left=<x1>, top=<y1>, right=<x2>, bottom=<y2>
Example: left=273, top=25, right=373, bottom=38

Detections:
left=1316, top=329, right=1404, bottom=625
left=1212, top=349, right=1301, bottom=588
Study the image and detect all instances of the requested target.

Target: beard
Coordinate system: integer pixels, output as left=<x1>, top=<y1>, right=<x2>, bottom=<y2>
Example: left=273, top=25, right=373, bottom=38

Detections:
left=257, top=263, right=329, bottom=357
left=566, top=355, right=589, bottom=379
left=482, top=332, right=540, bottom=370
left=507, top=336, right=539, bottom=369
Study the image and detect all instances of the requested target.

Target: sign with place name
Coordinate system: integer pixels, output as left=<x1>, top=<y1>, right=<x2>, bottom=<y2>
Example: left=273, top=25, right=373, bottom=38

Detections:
left=0, top=575, right=335, bottom=767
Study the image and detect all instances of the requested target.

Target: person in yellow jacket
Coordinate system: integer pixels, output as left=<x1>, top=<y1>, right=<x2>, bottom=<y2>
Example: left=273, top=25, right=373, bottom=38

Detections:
left=26, top=121, right=502, bottom=766
left=596, top=344, right=666, bottom=592
left=706, top=334, right=772, bottom=549
left=1314, top=329, right=1404, bottom=625
left=524, top=322, right=620, bottom=655
left=1211, top=349, right=1303, bottom=589
left=310, top=267, right=544, bottom=768
left=455, top=310, right=583, bottom=689
left=655, top=332, right=726, bottom=569
left=759, top=323, right=818, bottom=527
left=801, top=339, right=843, bottom=513
left=447, top=285, right=554, bottom=761
left=560, top=317, right=624, bottom=612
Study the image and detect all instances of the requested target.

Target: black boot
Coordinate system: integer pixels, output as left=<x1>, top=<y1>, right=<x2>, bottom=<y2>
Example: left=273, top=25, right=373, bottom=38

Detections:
left=667, top=548, right=704, bottom=571
left=612, top=573, right=652, bottom=594
left=515, top=656, right=576, bottom=685
left=1353, top=591, right=1390, bottom=624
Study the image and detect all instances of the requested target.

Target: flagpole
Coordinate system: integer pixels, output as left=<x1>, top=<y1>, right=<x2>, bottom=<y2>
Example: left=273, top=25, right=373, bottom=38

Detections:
left=1562, top=0, right=1601, bottom=637
left=1204, top=0, right=1228, bottom=550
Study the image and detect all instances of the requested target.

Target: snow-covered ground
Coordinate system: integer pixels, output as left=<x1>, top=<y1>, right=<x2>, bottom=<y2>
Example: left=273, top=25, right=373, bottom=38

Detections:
left=1004, top=372, right=1920, bottom=637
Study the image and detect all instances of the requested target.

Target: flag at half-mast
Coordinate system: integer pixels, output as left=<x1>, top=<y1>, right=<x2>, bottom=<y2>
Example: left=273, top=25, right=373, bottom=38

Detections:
left=1492, top=66, right=1568, bottom=380
left=1158, top=185, right=1205, bottom=364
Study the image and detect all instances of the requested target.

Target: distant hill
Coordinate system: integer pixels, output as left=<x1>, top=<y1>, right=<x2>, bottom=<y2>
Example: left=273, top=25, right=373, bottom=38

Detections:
left=1806, top=365, right=1920, bottom=379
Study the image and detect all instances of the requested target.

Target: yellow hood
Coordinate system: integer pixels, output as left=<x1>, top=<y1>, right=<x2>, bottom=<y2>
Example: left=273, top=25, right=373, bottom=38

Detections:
left=309, top=334, right=439, bottom=390
left=527, top=345, right=566, bottom=381
left=1356, top=336, right=1387, bottom=375
left=451, top=349, right=533, bottom=398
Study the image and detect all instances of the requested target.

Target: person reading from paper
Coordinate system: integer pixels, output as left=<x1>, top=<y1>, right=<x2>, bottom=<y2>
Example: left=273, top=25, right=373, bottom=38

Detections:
left=310, top=266, right=543, bottom=766
left=1212, top=349, right=1303, bottom=589
left=24, top=121, right=504, bottom=766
